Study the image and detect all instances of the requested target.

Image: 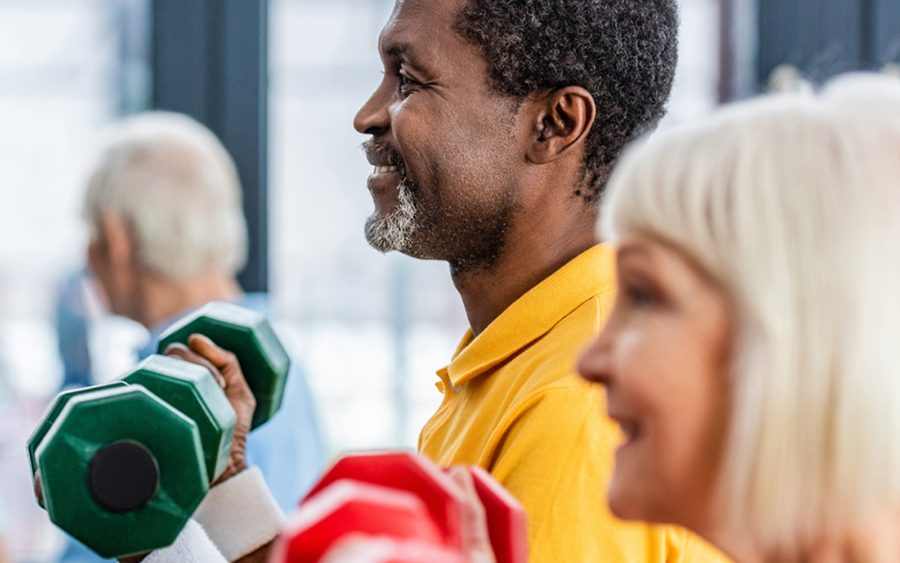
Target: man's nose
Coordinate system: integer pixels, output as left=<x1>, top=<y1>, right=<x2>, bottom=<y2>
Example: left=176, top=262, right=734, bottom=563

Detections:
left=354, top=85, right=391, bottom=135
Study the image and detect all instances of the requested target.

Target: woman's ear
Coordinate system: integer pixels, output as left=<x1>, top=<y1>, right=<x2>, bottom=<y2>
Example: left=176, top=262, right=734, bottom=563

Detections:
left=524, top=86, right=596, bottom=164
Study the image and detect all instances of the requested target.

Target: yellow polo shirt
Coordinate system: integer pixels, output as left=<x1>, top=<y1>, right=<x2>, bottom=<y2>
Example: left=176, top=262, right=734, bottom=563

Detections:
left=419, top=244, right=729, bottom=562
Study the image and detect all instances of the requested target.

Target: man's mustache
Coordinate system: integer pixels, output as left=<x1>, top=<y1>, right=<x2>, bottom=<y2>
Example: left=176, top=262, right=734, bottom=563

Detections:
left=362, top=139, right=404, bottom=167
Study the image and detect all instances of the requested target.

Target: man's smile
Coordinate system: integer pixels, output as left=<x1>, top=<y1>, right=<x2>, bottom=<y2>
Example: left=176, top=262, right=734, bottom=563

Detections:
left=366, top=166, right=403, bottom=215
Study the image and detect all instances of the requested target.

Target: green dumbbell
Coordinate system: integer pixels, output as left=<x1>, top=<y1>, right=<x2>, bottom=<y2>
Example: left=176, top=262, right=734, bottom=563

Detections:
left=28, top=302, right=291, bottom=557
left=28, top=357, right=235, bottom=492
left=157, top=301, right=291, bottom=429
left=123, top=354, right=236, bottom=483
left=29, top=357, right=236, bottom=557
left=32, top=384, right=209, bottom=558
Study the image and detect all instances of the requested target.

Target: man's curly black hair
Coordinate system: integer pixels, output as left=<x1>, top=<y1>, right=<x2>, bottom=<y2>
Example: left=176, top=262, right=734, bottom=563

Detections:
left=454, top=0, right=679, bottom=203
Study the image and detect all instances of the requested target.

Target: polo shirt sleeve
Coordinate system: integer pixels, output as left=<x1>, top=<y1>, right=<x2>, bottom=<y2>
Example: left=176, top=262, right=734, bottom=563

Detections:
left=488, top=384, right=729, bottom=563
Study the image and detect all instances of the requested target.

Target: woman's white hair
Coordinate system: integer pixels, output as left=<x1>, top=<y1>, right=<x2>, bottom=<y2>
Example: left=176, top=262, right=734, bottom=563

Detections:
left=83, top=111, right=248, bottom=280
left=601, top=74, right=900, bottom=555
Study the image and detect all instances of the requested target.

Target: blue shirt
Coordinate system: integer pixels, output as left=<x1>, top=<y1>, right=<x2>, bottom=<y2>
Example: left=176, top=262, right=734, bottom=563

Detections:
left=54, top=269, right=93, bottom=390
left=58, top=294, right=326, bottom=562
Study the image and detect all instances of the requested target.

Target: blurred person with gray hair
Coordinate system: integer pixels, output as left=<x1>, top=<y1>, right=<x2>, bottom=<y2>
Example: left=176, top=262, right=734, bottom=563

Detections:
left=57, top=112, right=326, bottom=562
left=82, top=112, right=249, bottom=318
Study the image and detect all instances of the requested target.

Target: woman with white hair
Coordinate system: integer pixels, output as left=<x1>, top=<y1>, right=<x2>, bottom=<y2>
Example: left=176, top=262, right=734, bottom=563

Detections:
left=577, top=73, right=900, bottom=561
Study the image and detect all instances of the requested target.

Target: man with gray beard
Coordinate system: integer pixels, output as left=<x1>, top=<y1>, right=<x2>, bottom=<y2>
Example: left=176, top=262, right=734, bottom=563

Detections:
left=351, top=0, right=730, bottom=561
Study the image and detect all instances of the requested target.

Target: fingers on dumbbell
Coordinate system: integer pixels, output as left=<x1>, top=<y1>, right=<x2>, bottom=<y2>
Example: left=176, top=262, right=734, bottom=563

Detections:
left=186, top=335, right=243, bottom=381
left=33, top=471, right=44, bottom=506
left=164, top=342, right=227, bottom=388
left=186, top=334, right=234, bottom=369
left=185, top=334, right=254, bottom=407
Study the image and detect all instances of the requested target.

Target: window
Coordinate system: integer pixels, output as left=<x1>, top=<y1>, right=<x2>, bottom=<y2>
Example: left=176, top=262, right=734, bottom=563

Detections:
left=0, top=0, right=149, bottom=558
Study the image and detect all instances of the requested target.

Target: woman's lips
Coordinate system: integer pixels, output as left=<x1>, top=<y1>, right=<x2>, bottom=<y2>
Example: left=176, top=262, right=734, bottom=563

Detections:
left=619, top=421, right=641, bottom=443
left=609, top=414, right=643, bottom=452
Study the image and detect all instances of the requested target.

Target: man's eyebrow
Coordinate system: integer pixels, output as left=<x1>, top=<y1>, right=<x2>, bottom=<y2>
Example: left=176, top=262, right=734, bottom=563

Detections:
left=381, top=40, right=432, bottom=74
left=384, top=41, right=411, bottom=59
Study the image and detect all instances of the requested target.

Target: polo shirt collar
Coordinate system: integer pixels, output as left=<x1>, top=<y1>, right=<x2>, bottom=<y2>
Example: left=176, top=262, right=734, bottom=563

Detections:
left=443, top=244, right=615, bottom=389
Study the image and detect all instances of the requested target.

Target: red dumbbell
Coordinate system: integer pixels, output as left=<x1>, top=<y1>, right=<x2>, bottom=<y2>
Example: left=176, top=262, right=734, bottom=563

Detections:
left=268, top=480, right=461, bottom=562
left=303, top=452, right=467, bottom=550
left=271, top=452, right=528, bottom=563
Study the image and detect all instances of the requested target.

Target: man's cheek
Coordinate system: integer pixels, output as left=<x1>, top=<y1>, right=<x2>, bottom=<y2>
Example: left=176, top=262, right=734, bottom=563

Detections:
left=396, top=144, right=428, bottom=187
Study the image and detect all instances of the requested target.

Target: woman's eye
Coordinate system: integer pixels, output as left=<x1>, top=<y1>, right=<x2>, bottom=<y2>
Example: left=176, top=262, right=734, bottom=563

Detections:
left=624, top=283, right=657, bottom=307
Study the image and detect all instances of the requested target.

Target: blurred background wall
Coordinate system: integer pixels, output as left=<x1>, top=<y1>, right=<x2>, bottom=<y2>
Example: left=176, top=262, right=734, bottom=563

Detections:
left=0, top=0, right=897, bottom=560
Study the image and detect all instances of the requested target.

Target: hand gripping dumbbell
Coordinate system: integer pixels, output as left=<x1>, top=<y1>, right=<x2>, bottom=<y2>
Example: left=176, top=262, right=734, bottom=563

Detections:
left=157, top=301, right=290, bottom=430
left=26, top=302, right=291, bottom=558
left=268, top=452, right=528, bottom=563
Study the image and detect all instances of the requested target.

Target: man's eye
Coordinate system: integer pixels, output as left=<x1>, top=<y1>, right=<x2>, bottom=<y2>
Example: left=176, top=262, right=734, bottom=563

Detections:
left=398, top=72, right=418, bottom=95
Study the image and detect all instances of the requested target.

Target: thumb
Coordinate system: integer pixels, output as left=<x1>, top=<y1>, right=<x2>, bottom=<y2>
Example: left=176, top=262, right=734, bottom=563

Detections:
left=186, top=334, right=233, bottom=369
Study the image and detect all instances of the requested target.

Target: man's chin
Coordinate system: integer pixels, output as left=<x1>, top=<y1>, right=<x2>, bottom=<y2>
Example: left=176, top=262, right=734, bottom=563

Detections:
left=364, top=214, right=412, bottom=254
left=364, top=233, right=398, bottom=254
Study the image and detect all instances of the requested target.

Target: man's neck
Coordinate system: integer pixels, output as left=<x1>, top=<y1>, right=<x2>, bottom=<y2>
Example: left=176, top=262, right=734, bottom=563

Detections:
left=133, top=273, right=243, bottom=330
left=451, top=204, right=598, bottom=336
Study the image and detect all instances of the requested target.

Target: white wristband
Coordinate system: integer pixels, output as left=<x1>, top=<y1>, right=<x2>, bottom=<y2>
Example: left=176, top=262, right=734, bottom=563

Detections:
left=143, top=519, right=227, bottom=563
left=193, top=466, right=286, bottom=561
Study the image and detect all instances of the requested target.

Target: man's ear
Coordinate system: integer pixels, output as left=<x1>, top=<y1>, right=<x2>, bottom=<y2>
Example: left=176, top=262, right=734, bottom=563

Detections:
left=524, top=86, right=596, bottom=165
left=96, top=211, right=135, bottom=271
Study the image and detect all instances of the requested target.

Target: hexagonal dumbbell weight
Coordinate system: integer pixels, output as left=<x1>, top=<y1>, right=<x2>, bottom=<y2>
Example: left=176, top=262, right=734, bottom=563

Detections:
left=301, top=452, right=467, bottom=550
left=29, top=384, right=209, bottom=558
left=26, top=381, right=130, bottom=499
left=28, top=355, right=235, bottom=493
left=157, top=301, right=291, bottom=429
left=122, top=354, right=237, bottom=483
left=270, top=452, right=528, bottom=563
left=270, top=480, right=460, bottom=563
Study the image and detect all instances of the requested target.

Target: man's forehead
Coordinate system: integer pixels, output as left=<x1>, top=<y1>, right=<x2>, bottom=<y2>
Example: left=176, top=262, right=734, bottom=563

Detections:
left=380, top=0, right=463, bottom=54
left=391, top=0, right=462, bottom=23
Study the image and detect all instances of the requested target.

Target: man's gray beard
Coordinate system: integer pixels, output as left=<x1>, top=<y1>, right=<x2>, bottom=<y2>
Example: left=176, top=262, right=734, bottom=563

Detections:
left=364, top=178, right=418, bottom=253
